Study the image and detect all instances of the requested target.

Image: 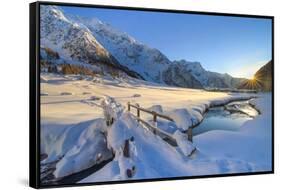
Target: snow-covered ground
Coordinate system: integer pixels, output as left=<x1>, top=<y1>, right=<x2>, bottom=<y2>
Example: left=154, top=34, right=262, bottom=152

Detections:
left=41, top=73, right=251, bottom=125
left=193, top=94, right=272, bottom=171
left=40, top=73, right=272, bottom=183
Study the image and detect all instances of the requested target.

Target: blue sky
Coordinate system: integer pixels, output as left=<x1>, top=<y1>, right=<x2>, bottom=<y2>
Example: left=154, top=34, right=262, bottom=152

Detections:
left=61, top=6, right=272, bottom=79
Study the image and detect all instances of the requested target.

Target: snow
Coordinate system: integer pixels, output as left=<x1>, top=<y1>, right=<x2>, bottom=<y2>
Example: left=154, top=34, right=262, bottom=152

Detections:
left=71, top=12, right=171, bottom=83
left=41, top=73, right=248, bottom=126
left=225, top=101, right=259, bottom=117
left=107, top=113, right=142, bottom=179
left=147, top=105, right=163, bottom=113
left=173, top=130, right=195, bottom=156
left=168, top=109, right=195, bottom=131
left=107, top=116, right=132, bottom=151
left=193, top=93, right=272, bottom=171
left=54, top=124, right=111, bottom=178
left=172, top=60, right=244, bottom=89
left=81, top=111, right=190, bottom=182
left=40, top=73, right=271, bottom=183
left=41, top=118, right=113, bottom=178
left=80, top=108, right=259, bottom=183
left=101, top=96, right=124, bottom=124
left=117, top=154, right=135, bottom=179
left=40, top=5, right=126, bottom=79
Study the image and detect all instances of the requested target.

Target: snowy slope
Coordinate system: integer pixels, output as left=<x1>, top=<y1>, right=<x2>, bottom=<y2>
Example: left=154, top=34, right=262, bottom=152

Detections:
left=163, top=61, right=203, bottom=89
left=72, top=16, right=171, bottom=83
left=40, top=5, right=142, bottom=79
left=172, top=60, right=245, bottom=88
left=41, top=119, right=113, bottom=178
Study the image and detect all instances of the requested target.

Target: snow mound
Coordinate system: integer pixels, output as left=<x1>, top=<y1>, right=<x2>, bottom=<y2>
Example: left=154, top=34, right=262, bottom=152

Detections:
left=117, top=152, right=136, bottom=179
left=168, top=109, right=194, bottom=131
left=107, top=117, right=133, bottom=151
left=147, top=105, right=163, bottom=114
left=41, top=119, right=113, bottom=178
left=101, top=96, right=124, bottom=124
left=107, top=113, right=138, bottom=179
left=173, top=130, right=195, bottom=156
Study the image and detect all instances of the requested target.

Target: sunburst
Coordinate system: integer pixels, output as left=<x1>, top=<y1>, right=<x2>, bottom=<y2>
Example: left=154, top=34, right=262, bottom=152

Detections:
left=242, top=74, right=263, bottom=90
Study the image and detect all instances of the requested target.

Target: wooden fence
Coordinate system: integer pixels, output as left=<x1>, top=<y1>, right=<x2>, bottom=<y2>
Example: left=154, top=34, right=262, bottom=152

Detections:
left=127, top=102, right=193, bottom=143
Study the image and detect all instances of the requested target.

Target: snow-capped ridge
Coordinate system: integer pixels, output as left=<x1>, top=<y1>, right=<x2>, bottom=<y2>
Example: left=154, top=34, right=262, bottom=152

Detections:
left=40, top=5, right=143, bottom=79
left=41, top=5, right=246, bottom=89
left=172, top=59, right=246, bottom=88
left=74, top=15, right=171, bottom=82
left=41, top=5, right=70, bottom=23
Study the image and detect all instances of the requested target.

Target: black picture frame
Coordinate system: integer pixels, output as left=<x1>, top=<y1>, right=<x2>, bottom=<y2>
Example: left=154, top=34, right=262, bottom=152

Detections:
left=30, top=1, right=274, bottom=189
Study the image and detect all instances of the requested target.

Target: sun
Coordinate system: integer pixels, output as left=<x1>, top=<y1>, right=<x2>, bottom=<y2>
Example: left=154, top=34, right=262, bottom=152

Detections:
left=251, top=75, right=257, bottom=82
left=242, top=74, right=262, bottom=90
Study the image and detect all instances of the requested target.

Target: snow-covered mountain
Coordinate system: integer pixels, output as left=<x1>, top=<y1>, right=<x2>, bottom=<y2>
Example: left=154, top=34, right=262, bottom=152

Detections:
left=172, top=60, right=245, bottom=88
left=40, top=5, right=142, bottom=79
left=71, top=16, right=171, bottom=83
left=162, top=62, right=203, bottom=89
left=40, top=5, right=246, bottom=89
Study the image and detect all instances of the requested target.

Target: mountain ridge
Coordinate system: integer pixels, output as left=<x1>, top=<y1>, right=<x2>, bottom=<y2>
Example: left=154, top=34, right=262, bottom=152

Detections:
left=40, top=5, right=143, bottom=79
left=40, top=5, right=258, bottom=90
left=71, top=15, right=171, bottom=83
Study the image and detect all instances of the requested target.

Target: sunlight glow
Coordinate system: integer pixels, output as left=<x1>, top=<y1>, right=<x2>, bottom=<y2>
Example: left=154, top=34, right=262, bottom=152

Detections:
left=228, top=60, right=268, bottom=79
left=241, top=73, right=263, bottom=90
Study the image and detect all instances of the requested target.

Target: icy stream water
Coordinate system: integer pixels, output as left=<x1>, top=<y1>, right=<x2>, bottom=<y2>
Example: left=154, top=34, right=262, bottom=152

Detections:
left=193, top=100, right=259, bottom=136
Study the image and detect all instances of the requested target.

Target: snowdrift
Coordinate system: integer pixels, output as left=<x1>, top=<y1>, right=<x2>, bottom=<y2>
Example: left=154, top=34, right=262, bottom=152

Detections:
left=41, top=119, right=113, bottom=178
left=194, top=94, right=272, bottom=171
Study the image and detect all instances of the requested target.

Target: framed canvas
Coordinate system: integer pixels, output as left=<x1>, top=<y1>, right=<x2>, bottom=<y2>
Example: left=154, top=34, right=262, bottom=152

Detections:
left=29, top=1, right=274, bottom=188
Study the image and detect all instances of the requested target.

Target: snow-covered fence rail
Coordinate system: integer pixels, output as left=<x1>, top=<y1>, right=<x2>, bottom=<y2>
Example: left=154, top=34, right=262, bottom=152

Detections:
left=127, top=102, right=193, bottom=143
left=133, top=115, right=177, bottom=146
left=128, top=102, right=174, bottom=122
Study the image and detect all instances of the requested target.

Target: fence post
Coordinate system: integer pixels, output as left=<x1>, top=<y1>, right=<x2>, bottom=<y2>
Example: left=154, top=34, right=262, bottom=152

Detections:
left=128, top=102, right=130, bottom=112
left=153, top=112, right=157, bottom=130
left=123, top=139, right=130, bottom=158
left=153, top=112, right=157, bottom=123
left=123, top=139, right=135, bottom=178
left=137, top=105, right=140, bottom=118
left=187, top=128, right=193, bottom=142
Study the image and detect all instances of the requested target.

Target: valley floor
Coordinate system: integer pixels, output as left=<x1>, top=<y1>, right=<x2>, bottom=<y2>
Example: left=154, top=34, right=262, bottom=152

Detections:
left=40, top=73, right=272, bottom=184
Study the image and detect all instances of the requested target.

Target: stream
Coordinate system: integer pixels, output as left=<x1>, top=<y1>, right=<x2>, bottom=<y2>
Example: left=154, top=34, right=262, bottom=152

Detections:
left=193, top=99, right=259, bottom=136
